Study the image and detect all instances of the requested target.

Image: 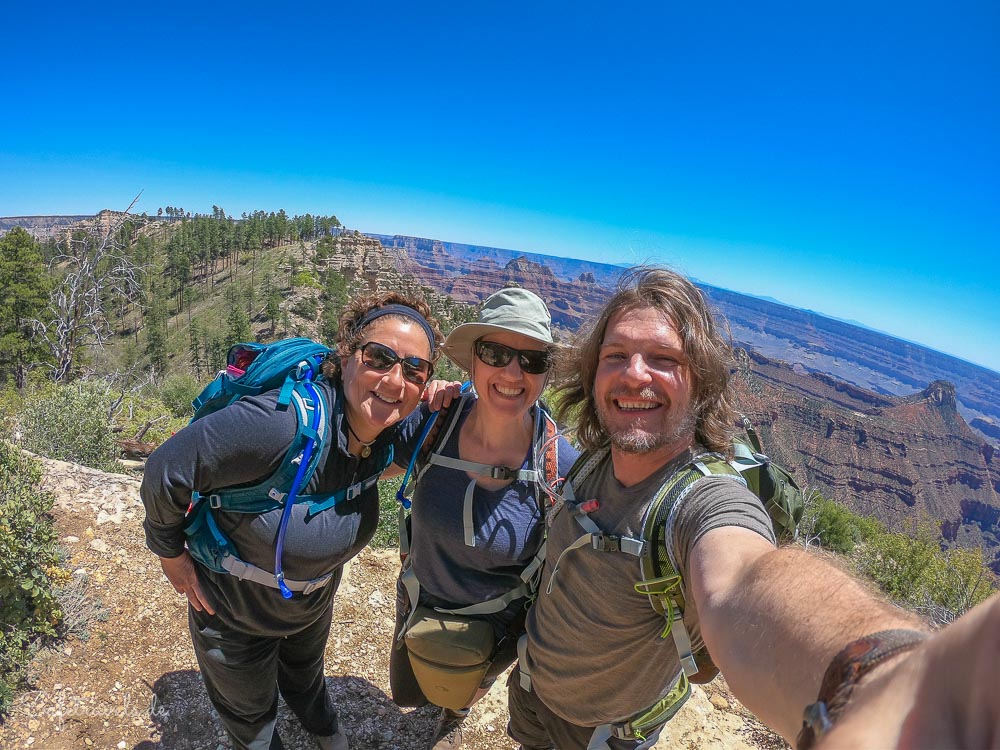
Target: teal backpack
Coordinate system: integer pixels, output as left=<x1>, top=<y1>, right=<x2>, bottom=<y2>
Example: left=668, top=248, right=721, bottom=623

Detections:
left=183, top=337, right=391, bottom=598
left=553, top=417, right=803, bottom=683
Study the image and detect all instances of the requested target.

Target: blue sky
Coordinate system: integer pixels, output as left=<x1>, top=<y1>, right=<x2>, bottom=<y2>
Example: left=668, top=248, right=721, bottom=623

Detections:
left=2, top=1, right=998, bottom=372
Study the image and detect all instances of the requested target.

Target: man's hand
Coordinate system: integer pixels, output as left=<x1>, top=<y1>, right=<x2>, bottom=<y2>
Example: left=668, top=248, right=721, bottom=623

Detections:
left=159, top=551, right=215, bottom=615
left=423, top=379, right=464, bottom=411
left=816, top=592, right=1000, bottom=749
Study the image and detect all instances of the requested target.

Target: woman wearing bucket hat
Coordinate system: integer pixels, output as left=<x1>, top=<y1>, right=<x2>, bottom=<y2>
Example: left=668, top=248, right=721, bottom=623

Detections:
left=386, top=287, right=578, bottom=749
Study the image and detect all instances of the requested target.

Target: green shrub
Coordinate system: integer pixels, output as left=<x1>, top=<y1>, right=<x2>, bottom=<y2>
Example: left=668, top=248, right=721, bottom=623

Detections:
left=292, top=297, right=319, bottom=319
left=0, top=443, right=63, bottom=715
left=19, top=380, right=122, bottom=472
left=290, top=271, right=319, bottom=289
left=853, top=520, right=997, bottom=624
left=805, top=495, right=884, bottom=554
left=157, top=374, right=201, bottom=419
left=116, top=391, right=189, bottom=447
left=0, top=385, right=24, bottom=440
left=372, top=475, right=403, bottom=548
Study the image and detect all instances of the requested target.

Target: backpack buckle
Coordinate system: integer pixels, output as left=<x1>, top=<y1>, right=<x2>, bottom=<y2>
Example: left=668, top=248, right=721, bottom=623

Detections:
left=593, top=534, right=621, bottom=552
left=208, top=494, right=222, bottom=509
left=489, top=466, right=512, bottom=480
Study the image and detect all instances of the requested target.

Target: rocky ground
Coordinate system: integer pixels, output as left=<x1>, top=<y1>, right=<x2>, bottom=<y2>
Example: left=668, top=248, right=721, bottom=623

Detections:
left=0, top=456, right=787, bottom=750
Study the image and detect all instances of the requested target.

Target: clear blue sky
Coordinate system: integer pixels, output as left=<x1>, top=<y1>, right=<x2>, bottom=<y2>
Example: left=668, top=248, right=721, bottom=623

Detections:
left=2, top=1, right=998, bottom=372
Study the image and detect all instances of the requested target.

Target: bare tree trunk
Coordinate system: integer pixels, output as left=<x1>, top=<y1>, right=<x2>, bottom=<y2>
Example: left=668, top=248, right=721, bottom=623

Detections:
left=32, top=197, right=146, bottom=382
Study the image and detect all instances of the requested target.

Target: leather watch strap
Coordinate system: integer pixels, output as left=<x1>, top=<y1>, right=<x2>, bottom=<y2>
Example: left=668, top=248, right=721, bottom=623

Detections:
left=797, top=628, right=928, bottom=750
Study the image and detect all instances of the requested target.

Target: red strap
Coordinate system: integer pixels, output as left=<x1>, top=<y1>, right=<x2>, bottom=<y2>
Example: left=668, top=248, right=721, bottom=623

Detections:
left=543, top=418, right=558, bottom=505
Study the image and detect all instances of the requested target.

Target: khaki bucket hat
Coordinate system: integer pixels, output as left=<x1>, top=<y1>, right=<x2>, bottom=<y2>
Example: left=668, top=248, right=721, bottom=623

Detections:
left=442, top=288, right=554, bottom=373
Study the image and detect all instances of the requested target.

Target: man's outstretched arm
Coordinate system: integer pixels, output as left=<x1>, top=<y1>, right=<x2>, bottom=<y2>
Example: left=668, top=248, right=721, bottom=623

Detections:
left=689, top=526, right=927, bottom=743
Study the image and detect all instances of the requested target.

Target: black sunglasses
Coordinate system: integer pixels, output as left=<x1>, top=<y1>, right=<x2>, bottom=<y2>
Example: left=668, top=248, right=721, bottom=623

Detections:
left=474, top=340, right=552, bottom=375
left=359, top=341, right=433, bottom=386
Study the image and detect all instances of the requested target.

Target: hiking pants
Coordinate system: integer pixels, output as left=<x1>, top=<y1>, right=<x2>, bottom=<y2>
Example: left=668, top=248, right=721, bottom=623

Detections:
left=188, top=576, right=341, bottom=750
left=506, top=665, right=664, bottom=750
left=389, top=574, right=526, bottom=708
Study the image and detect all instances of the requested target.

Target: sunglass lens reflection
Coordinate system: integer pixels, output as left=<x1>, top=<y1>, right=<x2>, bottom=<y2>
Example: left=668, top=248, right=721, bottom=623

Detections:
left=360, top=342, right=431, bottom=385
left=475, top=341, right=550, bottom=374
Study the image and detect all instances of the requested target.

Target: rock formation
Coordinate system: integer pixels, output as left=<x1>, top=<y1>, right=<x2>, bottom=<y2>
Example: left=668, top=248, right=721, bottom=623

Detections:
left=735, top=353, right=999, bottom=571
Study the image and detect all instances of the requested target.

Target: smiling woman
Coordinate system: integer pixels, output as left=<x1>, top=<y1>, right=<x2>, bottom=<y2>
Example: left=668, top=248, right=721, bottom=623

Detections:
left=140, top=291, right=444, bottom=750
left=384, top=287, right=579, bottom=750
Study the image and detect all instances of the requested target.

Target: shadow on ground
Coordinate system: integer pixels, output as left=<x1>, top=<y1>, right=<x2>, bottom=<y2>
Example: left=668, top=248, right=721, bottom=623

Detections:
left=135, top=670, right=440, bottom=749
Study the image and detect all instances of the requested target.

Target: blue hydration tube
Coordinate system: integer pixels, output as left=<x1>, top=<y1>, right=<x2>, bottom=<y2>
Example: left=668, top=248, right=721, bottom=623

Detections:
left=395, top=381, right=471, bottom=509
left=274, top=369, right=323, bottom=599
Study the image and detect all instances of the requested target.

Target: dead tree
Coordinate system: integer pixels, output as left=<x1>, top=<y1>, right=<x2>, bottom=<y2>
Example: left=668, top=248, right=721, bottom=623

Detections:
left=32, top=197, right=146, bottom=382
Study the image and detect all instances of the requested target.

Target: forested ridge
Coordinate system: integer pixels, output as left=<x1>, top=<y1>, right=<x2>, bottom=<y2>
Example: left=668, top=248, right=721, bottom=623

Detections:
left=0, top=207, right=483, bottom=389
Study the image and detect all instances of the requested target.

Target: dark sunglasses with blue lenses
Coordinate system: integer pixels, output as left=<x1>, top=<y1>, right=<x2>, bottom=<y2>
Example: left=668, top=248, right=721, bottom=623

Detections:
left=360, top=341, right=433, bottom=385
left=474, top=340, right=552, bottom=375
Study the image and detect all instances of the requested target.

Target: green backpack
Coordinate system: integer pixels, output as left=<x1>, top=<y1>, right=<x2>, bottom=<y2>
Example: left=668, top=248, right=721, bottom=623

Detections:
left=559, top=417, right=803, bottom=683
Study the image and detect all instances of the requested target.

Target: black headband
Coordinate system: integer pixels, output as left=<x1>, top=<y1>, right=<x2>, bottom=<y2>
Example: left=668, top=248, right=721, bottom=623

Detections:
left=354, top=304, right=436, bottom=355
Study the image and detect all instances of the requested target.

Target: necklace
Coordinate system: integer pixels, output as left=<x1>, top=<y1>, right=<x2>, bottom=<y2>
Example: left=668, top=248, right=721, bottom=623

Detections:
left=345, top=418, right=375, bottom=458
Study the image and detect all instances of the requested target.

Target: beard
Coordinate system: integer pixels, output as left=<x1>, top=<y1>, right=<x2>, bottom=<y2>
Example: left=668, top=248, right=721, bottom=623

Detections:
left=596, top=388, right=697, bottom=455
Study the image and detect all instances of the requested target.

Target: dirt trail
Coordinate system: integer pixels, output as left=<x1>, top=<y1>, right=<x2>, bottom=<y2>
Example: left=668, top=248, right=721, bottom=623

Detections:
left=0, top=456, right=785, bottom=750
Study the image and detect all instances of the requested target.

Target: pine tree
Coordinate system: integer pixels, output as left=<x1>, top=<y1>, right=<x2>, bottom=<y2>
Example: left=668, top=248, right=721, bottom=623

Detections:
left=145, top=293, right=169, bottom=377
left=0, top=228, right=52, bottom=388
left=225, top=287, right=251, bottom=346
left=188, top=321, right=205, bottom=380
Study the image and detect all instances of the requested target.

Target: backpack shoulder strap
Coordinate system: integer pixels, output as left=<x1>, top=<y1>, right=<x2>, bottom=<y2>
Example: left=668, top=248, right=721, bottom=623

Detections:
left=635, top=451, right=746, bottom=680
left=396, top=386, right=472, bottom=557
left=533, top=404, right=560, bottom=502
left=199, top=379, right=332, bottom=513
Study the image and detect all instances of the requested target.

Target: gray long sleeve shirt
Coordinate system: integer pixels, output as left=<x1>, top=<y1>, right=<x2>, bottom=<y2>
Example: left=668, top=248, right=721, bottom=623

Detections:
left=141, top=378, right=392, bottom=636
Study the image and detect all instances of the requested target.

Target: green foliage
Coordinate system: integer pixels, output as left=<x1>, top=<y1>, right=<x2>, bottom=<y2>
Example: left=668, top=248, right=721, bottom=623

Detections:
left=0, top=384, right=25, bottom=440
left=319, top=270, right=349, bottom=343
left=145, top=291, right=169, bottom=376
left=853, top=519, right=997, bottom=623
left=803, top=493, right=884, bottom=554
left=116, top=390, right=189, bottom=445
left=0, top=227, right=52, bottom=389
left=225, top=287, right=252, bottom=346
left=800, top=496, right=997, bottom=624
left=432, top=356, right=466, bottom=385
left=158, top=374, right=201, bottom=418
left=372, top=475, right=403, bottom=548
left=290, top=270, right=320, bottom=289
left=188, top=321, right=206, bottom=379
left=0, top=443, right=63, bottom=714
left=291, top=296, right=319, bottom=320
left=19, top=381, right=122, bottom=472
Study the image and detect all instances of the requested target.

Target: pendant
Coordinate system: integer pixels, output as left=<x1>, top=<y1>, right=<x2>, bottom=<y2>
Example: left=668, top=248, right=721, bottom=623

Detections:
left=361, top=445, right=372, bottom=459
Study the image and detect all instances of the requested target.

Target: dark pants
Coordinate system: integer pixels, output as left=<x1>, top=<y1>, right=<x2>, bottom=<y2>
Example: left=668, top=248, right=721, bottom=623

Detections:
left=189, top=592, right=340, bottom=750
left=390, top=574, right=525, bottom=708
left=506, top=666, right=664, bottom=750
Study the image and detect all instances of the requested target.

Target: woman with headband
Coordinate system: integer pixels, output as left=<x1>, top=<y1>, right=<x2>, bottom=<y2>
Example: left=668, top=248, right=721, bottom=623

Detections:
left=386, top=288, right=578, bottom=750
left=141, top=291, right=447, bottom=750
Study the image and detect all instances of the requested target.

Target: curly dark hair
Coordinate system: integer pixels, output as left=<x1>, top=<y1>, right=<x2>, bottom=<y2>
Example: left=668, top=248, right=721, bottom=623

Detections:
left=320, top=291, right=444, bottom=380
left=553, top=266, right=737, bottom=455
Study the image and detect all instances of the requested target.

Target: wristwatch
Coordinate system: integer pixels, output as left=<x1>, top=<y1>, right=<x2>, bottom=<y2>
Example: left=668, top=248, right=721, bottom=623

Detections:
left=797, top=628, right=928, bottom=750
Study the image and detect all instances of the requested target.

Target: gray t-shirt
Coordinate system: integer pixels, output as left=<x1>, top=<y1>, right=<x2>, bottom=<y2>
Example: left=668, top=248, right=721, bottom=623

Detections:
left=524, top=447, right=776, bottom=726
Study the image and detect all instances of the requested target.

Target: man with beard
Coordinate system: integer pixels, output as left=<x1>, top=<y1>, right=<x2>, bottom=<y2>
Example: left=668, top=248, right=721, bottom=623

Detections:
left=506, top=267, right=999, bottom=750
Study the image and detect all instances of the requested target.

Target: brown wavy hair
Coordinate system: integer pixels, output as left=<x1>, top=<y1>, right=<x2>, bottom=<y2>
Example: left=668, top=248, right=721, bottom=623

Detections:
left=553, top=267, right=737, bottom=455
left=321, top=291, right=444, bottom=380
